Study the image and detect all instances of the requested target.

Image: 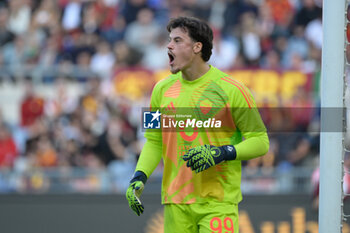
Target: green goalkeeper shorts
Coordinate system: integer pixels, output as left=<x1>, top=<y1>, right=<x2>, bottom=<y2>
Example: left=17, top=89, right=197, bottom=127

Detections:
left=164, top=202, right=238, bottom=233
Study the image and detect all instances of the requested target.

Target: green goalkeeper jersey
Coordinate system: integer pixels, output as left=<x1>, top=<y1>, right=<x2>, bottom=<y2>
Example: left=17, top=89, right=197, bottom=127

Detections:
left=137, top=65, right=269, bottom=205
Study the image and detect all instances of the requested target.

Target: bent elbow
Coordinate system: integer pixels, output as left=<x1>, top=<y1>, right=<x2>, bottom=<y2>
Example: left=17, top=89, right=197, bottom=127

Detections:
left=261, top=134, right=270, bottom=156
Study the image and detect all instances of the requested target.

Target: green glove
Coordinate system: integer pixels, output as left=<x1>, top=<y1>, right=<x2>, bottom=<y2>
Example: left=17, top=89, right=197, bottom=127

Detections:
left=182, top=145, right=236, bottom=173
left=126, top=171, right=147, bottom=216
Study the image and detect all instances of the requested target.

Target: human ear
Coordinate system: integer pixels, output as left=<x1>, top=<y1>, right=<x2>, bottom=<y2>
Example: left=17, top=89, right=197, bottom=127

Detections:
left=193, top=42, right=203, bottom=54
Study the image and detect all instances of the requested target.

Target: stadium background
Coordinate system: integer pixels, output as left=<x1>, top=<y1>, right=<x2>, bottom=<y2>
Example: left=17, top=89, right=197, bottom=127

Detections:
left=0, top=0, right=348, bottom=232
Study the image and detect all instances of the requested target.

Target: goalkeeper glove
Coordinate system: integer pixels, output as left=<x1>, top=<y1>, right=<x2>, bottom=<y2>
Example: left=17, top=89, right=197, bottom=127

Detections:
left=126, top=171, right=147, bottom=216
left=182, top=145, right=236, bottom=173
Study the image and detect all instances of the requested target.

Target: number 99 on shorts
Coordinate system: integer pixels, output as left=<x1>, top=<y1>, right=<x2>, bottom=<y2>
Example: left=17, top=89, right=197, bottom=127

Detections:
left=210, top=217, right=234, bottom=233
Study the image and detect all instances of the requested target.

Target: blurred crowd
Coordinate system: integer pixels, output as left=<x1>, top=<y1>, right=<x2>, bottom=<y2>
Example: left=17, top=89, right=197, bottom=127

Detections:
left=0, top=0, right=324, bottom=76
left=0, top=0, right=334, bottom=192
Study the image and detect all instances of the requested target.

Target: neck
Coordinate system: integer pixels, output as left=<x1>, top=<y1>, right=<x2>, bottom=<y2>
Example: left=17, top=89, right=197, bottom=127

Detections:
left=182, top=62, right=210, bottom=81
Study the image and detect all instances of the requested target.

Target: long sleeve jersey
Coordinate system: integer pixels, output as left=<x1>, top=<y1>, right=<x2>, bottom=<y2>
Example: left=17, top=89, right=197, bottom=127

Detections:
left=136, top=66, right=269, bottom=204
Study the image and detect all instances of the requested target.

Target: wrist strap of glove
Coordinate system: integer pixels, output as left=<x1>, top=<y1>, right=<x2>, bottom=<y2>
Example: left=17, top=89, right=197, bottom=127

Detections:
left=221, top=145, right=237, bottom=161
left=130, top=171, right=148, bottom=184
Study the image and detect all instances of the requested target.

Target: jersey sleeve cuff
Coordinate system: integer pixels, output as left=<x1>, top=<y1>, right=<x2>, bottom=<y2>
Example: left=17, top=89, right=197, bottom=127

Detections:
left=130, top=170, right=148, bottom=184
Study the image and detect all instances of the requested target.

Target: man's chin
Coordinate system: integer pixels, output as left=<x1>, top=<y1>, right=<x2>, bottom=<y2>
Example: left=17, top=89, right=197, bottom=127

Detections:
left=170, top=67, right=180, bottom=74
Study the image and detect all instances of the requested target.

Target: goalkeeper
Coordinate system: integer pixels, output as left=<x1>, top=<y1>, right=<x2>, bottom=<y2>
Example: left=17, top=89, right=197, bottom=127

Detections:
left=126, top=16, right=269, bottom=233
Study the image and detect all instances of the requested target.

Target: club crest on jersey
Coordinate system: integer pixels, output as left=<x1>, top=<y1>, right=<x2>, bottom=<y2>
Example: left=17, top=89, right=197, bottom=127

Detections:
left=199, top=99, right=212, bottom=115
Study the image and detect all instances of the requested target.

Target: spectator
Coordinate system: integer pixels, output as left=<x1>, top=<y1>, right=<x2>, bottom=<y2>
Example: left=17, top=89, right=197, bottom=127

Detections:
left=239, top=12, right=261, bottom=66
left=311, top=165, right=319, bottom=209
left=209, top=29, right=239, bottom=70
left=100, top=16, right=126, bottom=44
left=208, top=0, right=226, bottom=31
left=75, top=51, right=93, bottom=81
left=142, top=32, right=168, bottom=70
left=81, top=3, right=100, bottom=35
left=90, top=0, right=118, bottom=30
left=284, top=25, right=309, bottom=67
left=120, top=0, right=148, bottom=24
left=38, top=35, right=60, bottom=69
left=265, top=0, right=293, bottom=29
left=90, top=40, right=115, bottom=78
left=274, top=34, right=289, bottom=68
left=2, top=36, right=27, bottom=68
left=305, top=14, right=322, bottom=50
left=256, top=4, right=275, bottom=54
left=20, top=78, right=45, bottom=127
left=32, top=0, right=61, bottom=32
left=34, top=134, right=58, bottom=167
left=61, top=0, right=82, bottom=32
left=222, top=0, right=245, bottom=35
left=0, top=0, right=329, bottom=195
left=124, top=8, right=160, bottom=52
left=295, top=0, right=322, bottom=27
left=0, top=7, right=14, bottom=46
left=113, top=41, right=131, bottom=69
left=7, top=0, right=31, bottom=35
left=93, top=115, right=126, bottom=165
left=288, top=87, right=314, bottom=131
left=60, top=137, right=85, bottom=167
left=260, top=49, right=281, bottom=70
left=0, top=123, right=18, bottom=168
left=23, top=21, right=46, bottom=65
left=94, top=114, right=136, bottom=191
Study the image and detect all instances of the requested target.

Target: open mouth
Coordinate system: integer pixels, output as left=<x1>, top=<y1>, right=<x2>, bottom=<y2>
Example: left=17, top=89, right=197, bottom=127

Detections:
left=168, top=52, right=175, bottom=65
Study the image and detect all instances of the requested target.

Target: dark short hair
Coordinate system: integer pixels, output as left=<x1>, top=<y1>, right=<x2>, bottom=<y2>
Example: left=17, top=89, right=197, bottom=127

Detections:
left=166, top=16, right=213, bottom=62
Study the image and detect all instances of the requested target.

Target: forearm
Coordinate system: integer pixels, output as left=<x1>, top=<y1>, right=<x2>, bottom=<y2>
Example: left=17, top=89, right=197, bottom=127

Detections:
left=234, top=133, right=269, bottom=160
left=126, top=138, right=162, bottom=217
left=183, top=133, right=269, bottom=173
left=208, top=133, right=270, bottom=162
left=135, top=138, right=162, bottom=178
